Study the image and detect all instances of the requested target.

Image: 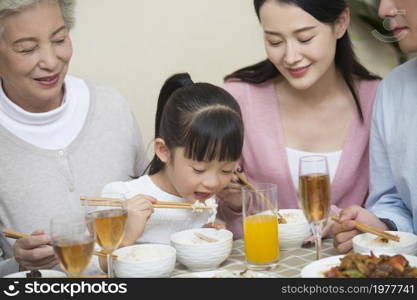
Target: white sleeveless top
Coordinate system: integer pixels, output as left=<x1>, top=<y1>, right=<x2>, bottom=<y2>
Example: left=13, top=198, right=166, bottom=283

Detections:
left=286, top=147, right=342, bottom=190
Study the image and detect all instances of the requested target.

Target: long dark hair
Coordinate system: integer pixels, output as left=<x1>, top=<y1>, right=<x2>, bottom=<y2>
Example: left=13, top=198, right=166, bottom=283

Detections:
left=225, top=0, right=380, bottom=121
left=145, top=73, right=244, bottom=175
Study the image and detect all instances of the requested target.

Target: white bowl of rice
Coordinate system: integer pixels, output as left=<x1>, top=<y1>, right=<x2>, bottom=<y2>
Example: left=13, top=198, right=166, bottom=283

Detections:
left=278, top=209, right=311, bottom=250
left=170, top=228, right=233, bottom=271
left=113, top=244, right=176, bottom=278
left=352, top=231, right=417, bottom=255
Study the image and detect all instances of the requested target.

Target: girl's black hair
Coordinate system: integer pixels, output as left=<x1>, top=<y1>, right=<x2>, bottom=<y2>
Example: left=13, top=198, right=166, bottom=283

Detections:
left=145, top=73, right=244, bottom=175
left=224, top=0, right=381, bottom=121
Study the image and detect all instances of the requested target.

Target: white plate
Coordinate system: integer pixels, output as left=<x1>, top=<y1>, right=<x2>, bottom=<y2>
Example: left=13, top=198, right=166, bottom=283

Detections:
left=4, top=270, right=67, bottom=278
left=172, top=269, right=273, bottom=278
left=300, top=253, right=417, bottom=278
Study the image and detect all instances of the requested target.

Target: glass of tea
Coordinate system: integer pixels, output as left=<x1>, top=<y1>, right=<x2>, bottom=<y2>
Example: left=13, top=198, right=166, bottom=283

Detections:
left=298, top=155, right=331, bottom=260
left=87, top=193, right=128, bottom=278
left=50, top=213, right=96, bottom=278
left=242, top=183, right=279, bottom=271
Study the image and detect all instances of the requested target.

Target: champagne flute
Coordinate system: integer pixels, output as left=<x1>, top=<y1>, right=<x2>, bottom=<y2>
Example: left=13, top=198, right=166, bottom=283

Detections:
left=50, top=213, right=96, bottom=278
left=87, top=193, right=128, bottom=278
left=298, top=155, right=331, bottom=260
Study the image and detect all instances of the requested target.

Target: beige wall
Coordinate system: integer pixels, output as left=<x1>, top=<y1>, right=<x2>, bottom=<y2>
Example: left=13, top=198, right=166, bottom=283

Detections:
left=69, top=0, right=399, bottom=157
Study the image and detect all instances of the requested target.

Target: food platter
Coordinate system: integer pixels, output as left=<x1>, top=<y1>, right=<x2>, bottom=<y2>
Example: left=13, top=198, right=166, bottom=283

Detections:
left=300, top=253, right=417, bottom=278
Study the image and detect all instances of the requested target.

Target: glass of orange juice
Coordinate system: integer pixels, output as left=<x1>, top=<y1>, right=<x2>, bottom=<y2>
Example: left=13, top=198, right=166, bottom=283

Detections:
left=242, top=183, right=279, bottom=271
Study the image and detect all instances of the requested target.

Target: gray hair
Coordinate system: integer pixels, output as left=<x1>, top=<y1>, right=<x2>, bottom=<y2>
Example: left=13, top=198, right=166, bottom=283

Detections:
left=0, top=0, right=76, bottom=35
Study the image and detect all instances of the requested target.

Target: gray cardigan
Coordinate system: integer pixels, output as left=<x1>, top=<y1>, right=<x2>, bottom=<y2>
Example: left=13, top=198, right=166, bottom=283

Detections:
left=0, top=81, right=148, bottom=276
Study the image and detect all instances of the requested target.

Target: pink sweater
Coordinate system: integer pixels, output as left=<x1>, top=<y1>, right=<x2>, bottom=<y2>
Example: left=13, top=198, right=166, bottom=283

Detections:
left=217, top=79, right=380, bottom=239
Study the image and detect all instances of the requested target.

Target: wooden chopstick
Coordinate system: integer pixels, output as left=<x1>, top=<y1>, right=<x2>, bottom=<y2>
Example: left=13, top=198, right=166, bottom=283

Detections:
left=81, top=201, right=212, bottom=210
left=80, top=201, right=123, bottom=207
left=80, top=196, right=213, bottom=210
left=234, top=172, right=287, bottom=224
left=82, top=196, right=195, bottom=205
left=80, top=196, right=123, bottom=201
left=331, top=216, right=400, bottom=242
left=1, top=229, right=117, bottom=259
left=2, top=229, right=26, bottom=239
left=153, top=203, right=210, bottom=210
left=194, top=232, right=218, bottom=243
left=92, top=250, right=118, bottom=259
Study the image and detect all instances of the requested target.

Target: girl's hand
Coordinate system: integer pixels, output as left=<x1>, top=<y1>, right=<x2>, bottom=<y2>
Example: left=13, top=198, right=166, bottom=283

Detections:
left=216, top=172, right=243, bottom=212
left=120, top=195, right=156, bottom=247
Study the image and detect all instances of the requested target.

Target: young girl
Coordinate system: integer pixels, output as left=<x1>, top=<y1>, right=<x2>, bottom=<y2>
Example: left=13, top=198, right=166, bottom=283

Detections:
left=216, top=0, right=381, bottom=240
left=101, top=73, right=244, bottom=247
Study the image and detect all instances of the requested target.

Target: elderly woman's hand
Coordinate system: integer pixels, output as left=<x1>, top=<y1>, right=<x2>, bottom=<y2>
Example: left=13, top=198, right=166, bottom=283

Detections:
left=120, top=195, right=156, bottom=247
left=14, top=230, right=58, bottom=271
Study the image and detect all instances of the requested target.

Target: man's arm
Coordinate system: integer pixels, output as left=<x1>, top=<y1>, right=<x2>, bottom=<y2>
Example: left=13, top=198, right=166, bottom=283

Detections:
left=366, top=83, right=414, bottom=232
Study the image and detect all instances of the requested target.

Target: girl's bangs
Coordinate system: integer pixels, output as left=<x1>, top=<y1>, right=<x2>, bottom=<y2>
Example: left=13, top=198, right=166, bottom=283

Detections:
left=183, top=113, right=243, bottom=162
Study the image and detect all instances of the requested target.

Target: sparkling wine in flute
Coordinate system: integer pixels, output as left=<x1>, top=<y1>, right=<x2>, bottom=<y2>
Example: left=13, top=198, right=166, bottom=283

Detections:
left=90, top=209, right=127, bottom=254
left=299, top=173, right=331, bottom=223
left=53, top=237, right=95, bottom=276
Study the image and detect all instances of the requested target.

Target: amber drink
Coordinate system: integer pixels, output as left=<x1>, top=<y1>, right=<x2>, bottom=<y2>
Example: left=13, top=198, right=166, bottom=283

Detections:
left=298, top=155, right=331, bottom=260
left=90, top=209, right=127, bottom=254
left=53, top=237, right=95, bottom=277
left=299, top=173, right=330, bottom=223
left=87, top=194, right=128, bottom=278
left=50, top=214, right=96, bottom=277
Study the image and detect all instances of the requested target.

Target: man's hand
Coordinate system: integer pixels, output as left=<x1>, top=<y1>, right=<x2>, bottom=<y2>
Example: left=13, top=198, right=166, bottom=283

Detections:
left=332, top=205, right=388, bottom=253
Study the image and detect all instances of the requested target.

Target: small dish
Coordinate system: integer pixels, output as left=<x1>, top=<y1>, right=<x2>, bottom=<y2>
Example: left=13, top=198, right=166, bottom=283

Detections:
left=172, top=269, right=273, bottom=278
left=4, top=269, right=66, bottom=278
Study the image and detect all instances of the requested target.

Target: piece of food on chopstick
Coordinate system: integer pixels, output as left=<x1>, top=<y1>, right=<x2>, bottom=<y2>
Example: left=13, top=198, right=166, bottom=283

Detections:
left=324, top=252, right=417, bottom=278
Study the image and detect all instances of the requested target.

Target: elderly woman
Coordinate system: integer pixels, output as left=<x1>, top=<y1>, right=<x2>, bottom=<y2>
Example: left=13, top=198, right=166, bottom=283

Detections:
left=0, top=0, right=147, bottom=276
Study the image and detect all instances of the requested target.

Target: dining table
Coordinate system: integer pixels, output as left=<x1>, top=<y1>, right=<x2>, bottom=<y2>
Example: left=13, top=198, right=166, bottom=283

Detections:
left=170, top=238, right=339, bottom=278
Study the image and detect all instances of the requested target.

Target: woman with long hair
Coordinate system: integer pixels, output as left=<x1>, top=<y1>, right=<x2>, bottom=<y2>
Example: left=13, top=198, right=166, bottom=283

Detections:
left=217, top=0, right=380, bottom=241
